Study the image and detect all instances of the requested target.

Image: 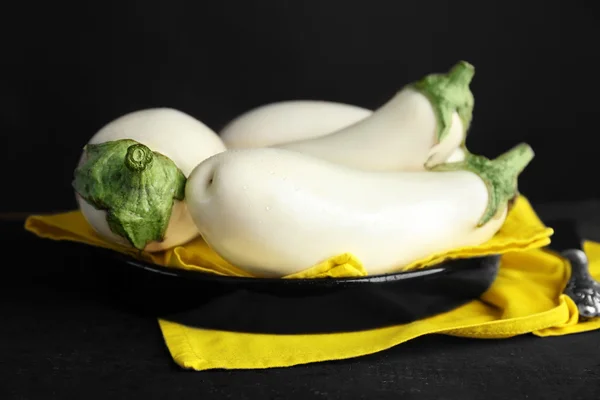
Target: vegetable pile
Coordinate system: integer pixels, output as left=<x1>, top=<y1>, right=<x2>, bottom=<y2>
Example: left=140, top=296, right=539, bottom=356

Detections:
left=73, top=61, right=534, bottom=277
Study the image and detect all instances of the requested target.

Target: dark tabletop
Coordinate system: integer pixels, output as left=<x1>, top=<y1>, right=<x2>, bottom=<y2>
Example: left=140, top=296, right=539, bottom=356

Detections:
left=2, top=201, right=600, bottom=400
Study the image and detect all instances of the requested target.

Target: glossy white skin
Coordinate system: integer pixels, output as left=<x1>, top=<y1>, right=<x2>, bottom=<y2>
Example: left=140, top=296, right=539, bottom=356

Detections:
left=186, top=148, right=506, bottom=277
left=275, top=88, right=465, bottom=171
left=219, top=99, right=465, bottom=165
left=219, top=101, right=373, bottom=149
left=76, top=108, right=227, bottom=252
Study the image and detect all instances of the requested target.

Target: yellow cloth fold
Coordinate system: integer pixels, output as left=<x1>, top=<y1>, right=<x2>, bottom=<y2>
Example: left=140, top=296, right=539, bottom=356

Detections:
left=158, top=243, right=600, bottom=371
left=26, top=195, right=596, bottom=372
left=24, top=196, right=551, bottom=277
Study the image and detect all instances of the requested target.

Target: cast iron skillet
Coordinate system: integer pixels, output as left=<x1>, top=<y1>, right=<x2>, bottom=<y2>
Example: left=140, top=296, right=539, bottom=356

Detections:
left=95, top=249, right=500, bottom=334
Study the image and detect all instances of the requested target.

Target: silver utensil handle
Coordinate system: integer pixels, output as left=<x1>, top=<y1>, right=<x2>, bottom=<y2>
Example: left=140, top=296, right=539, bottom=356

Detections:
left=562, top=249, right=600, bottom=319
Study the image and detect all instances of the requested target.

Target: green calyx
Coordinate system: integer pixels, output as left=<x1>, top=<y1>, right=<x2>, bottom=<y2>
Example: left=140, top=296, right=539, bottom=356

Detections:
left=432, top=143, right=534, bottom=227
left=411, top=60, right=475, bottom=143
left=72, top=139, right=186, bottom=250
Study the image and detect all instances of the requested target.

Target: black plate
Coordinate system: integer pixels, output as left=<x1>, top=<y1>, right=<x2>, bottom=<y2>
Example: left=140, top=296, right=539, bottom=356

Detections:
left=88, top=249, right=501, bottom=334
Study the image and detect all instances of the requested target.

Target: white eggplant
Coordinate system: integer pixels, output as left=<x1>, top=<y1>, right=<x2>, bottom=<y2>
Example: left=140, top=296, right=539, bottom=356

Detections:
left=274, top=61, right=475, bottom=171
left=73, top=108, right=226, bottom=252
left=219, top=101, right=373, bottom=149
left=186, top=144, right=533, bottom=277
left=218, top=99, right=466, bottom=164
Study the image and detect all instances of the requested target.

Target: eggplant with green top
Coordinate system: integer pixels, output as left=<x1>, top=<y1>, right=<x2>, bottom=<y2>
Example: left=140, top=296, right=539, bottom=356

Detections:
left=73, top=108, right=226, bottom=252
left=274, top=61, right=475, bottom=171
left=218, top=99, right=466, bottom=164
left=185, top=144, right=533, bottom=277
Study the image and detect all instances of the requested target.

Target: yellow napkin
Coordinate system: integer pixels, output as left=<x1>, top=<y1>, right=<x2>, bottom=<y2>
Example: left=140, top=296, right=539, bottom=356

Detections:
left=27, top=195, right=587, bottom=372
left=158, top=242, right=600, bottom=371
left=25, top=196, right=551, bottom=277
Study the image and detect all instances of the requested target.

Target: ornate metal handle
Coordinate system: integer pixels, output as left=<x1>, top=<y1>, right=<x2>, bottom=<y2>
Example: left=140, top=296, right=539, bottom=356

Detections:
left=562, top=249, right=600, bottom=319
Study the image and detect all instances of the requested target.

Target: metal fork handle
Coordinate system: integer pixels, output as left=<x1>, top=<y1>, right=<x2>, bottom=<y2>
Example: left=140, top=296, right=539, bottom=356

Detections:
left=562, top=249, right=600, bottom=319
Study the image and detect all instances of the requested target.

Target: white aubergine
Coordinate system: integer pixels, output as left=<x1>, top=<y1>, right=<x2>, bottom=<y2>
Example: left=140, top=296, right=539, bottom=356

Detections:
left=218, top=99, right=466, bottom=163
left=73, top=108, right=226, bottom=252
left=274, top=61, right=475, bottom=171
left=186, top=144, right=533, bottom=277
left=219, top=100, right=373, bottom=149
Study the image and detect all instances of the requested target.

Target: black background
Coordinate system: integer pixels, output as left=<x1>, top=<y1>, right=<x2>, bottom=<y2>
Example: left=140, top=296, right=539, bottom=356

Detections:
left=2, top=0, right=599, bottom=212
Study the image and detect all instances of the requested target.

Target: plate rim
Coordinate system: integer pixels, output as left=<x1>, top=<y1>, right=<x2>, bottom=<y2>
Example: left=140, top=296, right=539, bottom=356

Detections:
left=109, top=249, right=501, bottom=286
